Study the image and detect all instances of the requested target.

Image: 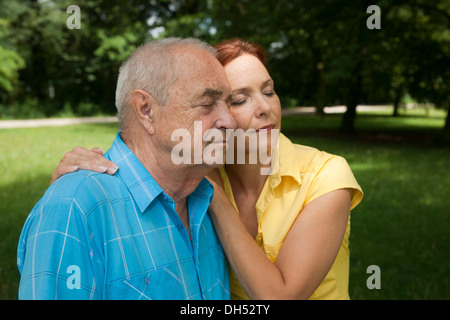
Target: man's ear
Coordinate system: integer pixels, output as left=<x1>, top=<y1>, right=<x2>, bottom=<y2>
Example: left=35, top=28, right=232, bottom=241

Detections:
left=131, top=89, right=158, bottom=134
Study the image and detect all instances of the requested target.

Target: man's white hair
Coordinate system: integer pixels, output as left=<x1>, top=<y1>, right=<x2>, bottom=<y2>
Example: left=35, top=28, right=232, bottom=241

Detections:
left=115, top=37, right=217, bottom=131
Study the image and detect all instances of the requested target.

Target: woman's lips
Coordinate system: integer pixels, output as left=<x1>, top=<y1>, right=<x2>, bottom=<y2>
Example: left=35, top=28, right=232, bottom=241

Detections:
left=255, top=124, right=276, bottom=132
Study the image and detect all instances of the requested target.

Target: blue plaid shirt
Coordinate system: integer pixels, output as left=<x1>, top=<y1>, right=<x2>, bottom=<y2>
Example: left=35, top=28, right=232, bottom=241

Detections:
left=17, top=133, right=230, bottom=300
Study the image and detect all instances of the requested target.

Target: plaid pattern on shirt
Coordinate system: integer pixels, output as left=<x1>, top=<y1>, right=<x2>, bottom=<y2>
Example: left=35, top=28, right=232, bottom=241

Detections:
left=17, top=133, right=230, bottom=300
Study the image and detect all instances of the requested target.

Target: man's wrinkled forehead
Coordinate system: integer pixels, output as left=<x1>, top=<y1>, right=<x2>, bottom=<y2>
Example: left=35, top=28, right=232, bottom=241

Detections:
left=174, top=46, right=221, bottom=74
left=170, top=47, right=231, bottom=96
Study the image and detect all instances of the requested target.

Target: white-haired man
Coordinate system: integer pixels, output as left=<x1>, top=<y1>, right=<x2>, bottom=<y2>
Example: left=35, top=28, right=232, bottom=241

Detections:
left=17, top=38, right=236, bottom=299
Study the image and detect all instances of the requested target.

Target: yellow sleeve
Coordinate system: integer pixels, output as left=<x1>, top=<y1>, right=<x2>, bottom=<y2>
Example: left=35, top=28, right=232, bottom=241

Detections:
left=306, top=156, right=363, bottom=211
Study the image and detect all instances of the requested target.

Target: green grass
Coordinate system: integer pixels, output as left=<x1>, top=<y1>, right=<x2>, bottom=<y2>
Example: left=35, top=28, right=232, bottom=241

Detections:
left=1, top=108, right=449, bottom=299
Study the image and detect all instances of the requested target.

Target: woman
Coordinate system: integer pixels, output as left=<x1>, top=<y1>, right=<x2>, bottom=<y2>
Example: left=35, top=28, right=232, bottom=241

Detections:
left=52, top=38, right=363, bottom=300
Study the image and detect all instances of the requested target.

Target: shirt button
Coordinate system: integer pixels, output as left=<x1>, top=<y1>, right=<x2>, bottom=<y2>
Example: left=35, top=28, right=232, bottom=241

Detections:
left=144, top=277, right=150, bottom=285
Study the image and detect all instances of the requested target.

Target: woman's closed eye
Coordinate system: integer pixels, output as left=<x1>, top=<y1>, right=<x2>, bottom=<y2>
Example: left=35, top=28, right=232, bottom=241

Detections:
left=231, top=93, right=248, bottom=106
left=231, top=98, right=247, bottom=106
left=263, top=91, right=275, bottom=97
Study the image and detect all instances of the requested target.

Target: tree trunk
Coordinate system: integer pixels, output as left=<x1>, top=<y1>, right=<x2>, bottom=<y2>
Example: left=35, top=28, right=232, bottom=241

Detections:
left=315, top=72, right=326, bottom=115
left=340, top=71, right=362, bottom=134
left=340, top=100, right=357, bottom=134
left=310, top=40, right=325, bottom=116
left=392, top=87, right=403, bottom=117
left=443, top=106, right=450, bottom=142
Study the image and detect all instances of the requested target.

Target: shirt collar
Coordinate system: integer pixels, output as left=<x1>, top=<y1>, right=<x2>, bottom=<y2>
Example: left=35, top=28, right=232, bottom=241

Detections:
left=105, top=133, right=214, bottom=213
left=219, top=133, right=302, bottom=201
left=269, top=133, right=302, bottom=186
left=105, top=133, right=164, bottom=213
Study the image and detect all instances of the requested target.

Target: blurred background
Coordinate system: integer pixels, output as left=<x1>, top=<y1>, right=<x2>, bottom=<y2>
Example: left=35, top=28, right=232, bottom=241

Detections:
left=0, top=0, right=449, bottom=300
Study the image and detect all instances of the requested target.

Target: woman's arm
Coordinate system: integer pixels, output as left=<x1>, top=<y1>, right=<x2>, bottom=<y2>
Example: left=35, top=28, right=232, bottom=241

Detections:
left=51, top=147, right=221, bottom=186
left=51, top=147, right=118, bottom=184
left=209, top=183, right=352, bottom=300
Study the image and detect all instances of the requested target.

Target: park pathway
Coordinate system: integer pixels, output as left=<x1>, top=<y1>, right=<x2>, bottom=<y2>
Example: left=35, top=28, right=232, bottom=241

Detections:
left=0, top=116, right=119, bottom=129
left=0, top=106, right=390, bottom=129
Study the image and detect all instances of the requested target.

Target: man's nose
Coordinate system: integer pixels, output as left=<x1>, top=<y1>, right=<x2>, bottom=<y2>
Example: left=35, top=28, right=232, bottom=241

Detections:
left=215, top=103, right=237, bottom=130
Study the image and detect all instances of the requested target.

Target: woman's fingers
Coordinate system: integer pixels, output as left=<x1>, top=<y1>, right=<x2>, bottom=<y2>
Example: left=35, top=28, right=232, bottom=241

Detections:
left=50, top=146, right=119, bottom=184
left=90, top=147, right=104, bottom=155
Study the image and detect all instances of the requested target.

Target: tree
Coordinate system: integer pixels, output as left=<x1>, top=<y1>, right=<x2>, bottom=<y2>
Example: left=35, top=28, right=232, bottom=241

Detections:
left=1, top=0, right=448, bottom=133
left=0, top=0, right=170, bottom=115
left=0, top=19, right=25, bottom=97
left=402, top=1, right=450, bottom=140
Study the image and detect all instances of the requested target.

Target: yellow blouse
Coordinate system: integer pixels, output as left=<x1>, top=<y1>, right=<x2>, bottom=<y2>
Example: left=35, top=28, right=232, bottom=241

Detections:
left=219, top=133, right=363, bottom=300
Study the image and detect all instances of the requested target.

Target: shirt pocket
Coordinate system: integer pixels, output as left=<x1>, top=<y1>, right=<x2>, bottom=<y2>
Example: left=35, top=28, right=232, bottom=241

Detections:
left=105, top=267, right=182, bottom=300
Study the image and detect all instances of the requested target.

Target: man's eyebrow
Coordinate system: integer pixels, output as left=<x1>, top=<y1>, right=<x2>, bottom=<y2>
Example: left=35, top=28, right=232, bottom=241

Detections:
left=202, top=88, right=223, bottom=96
left=195, top=88, right=232, bottom=104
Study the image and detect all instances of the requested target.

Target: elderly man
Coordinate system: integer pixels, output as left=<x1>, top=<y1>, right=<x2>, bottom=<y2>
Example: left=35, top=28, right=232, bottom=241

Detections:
left=17, top=38, right=236, bottom=299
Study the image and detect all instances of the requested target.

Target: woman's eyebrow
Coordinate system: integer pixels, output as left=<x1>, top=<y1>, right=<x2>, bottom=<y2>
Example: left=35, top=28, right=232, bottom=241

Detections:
left=232, top=78, right=274, bottom=94
left=261, top=78, right=274, bottom=87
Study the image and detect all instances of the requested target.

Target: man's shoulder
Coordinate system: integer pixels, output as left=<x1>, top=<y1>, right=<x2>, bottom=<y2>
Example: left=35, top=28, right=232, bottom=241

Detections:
left=19, top=171, right=127, bottom=243
left=43, top=170, right=127, bottom=214
left=54, top=169, right=119, bottom=193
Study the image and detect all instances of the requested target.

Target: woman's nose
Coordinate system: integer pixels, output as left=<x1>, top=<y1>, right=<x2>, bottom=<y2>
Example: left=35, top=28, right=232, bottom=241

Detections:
left=255, top=95, right=272, bottom=118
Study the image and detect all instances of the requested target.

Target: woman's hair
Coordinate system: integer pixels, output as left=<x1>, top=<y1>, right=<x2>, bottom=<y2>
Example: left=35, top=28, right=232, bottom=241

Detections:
left=213, top=38, right=268, bottom=67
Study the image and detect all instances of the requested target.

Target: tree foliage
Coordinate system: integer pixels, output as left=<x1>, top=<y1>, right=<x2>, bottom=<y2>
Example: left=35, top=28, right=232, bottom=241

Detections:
left=0, top=18, right=25, bottom=94
left=0, top=0, right=448, bottom=136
